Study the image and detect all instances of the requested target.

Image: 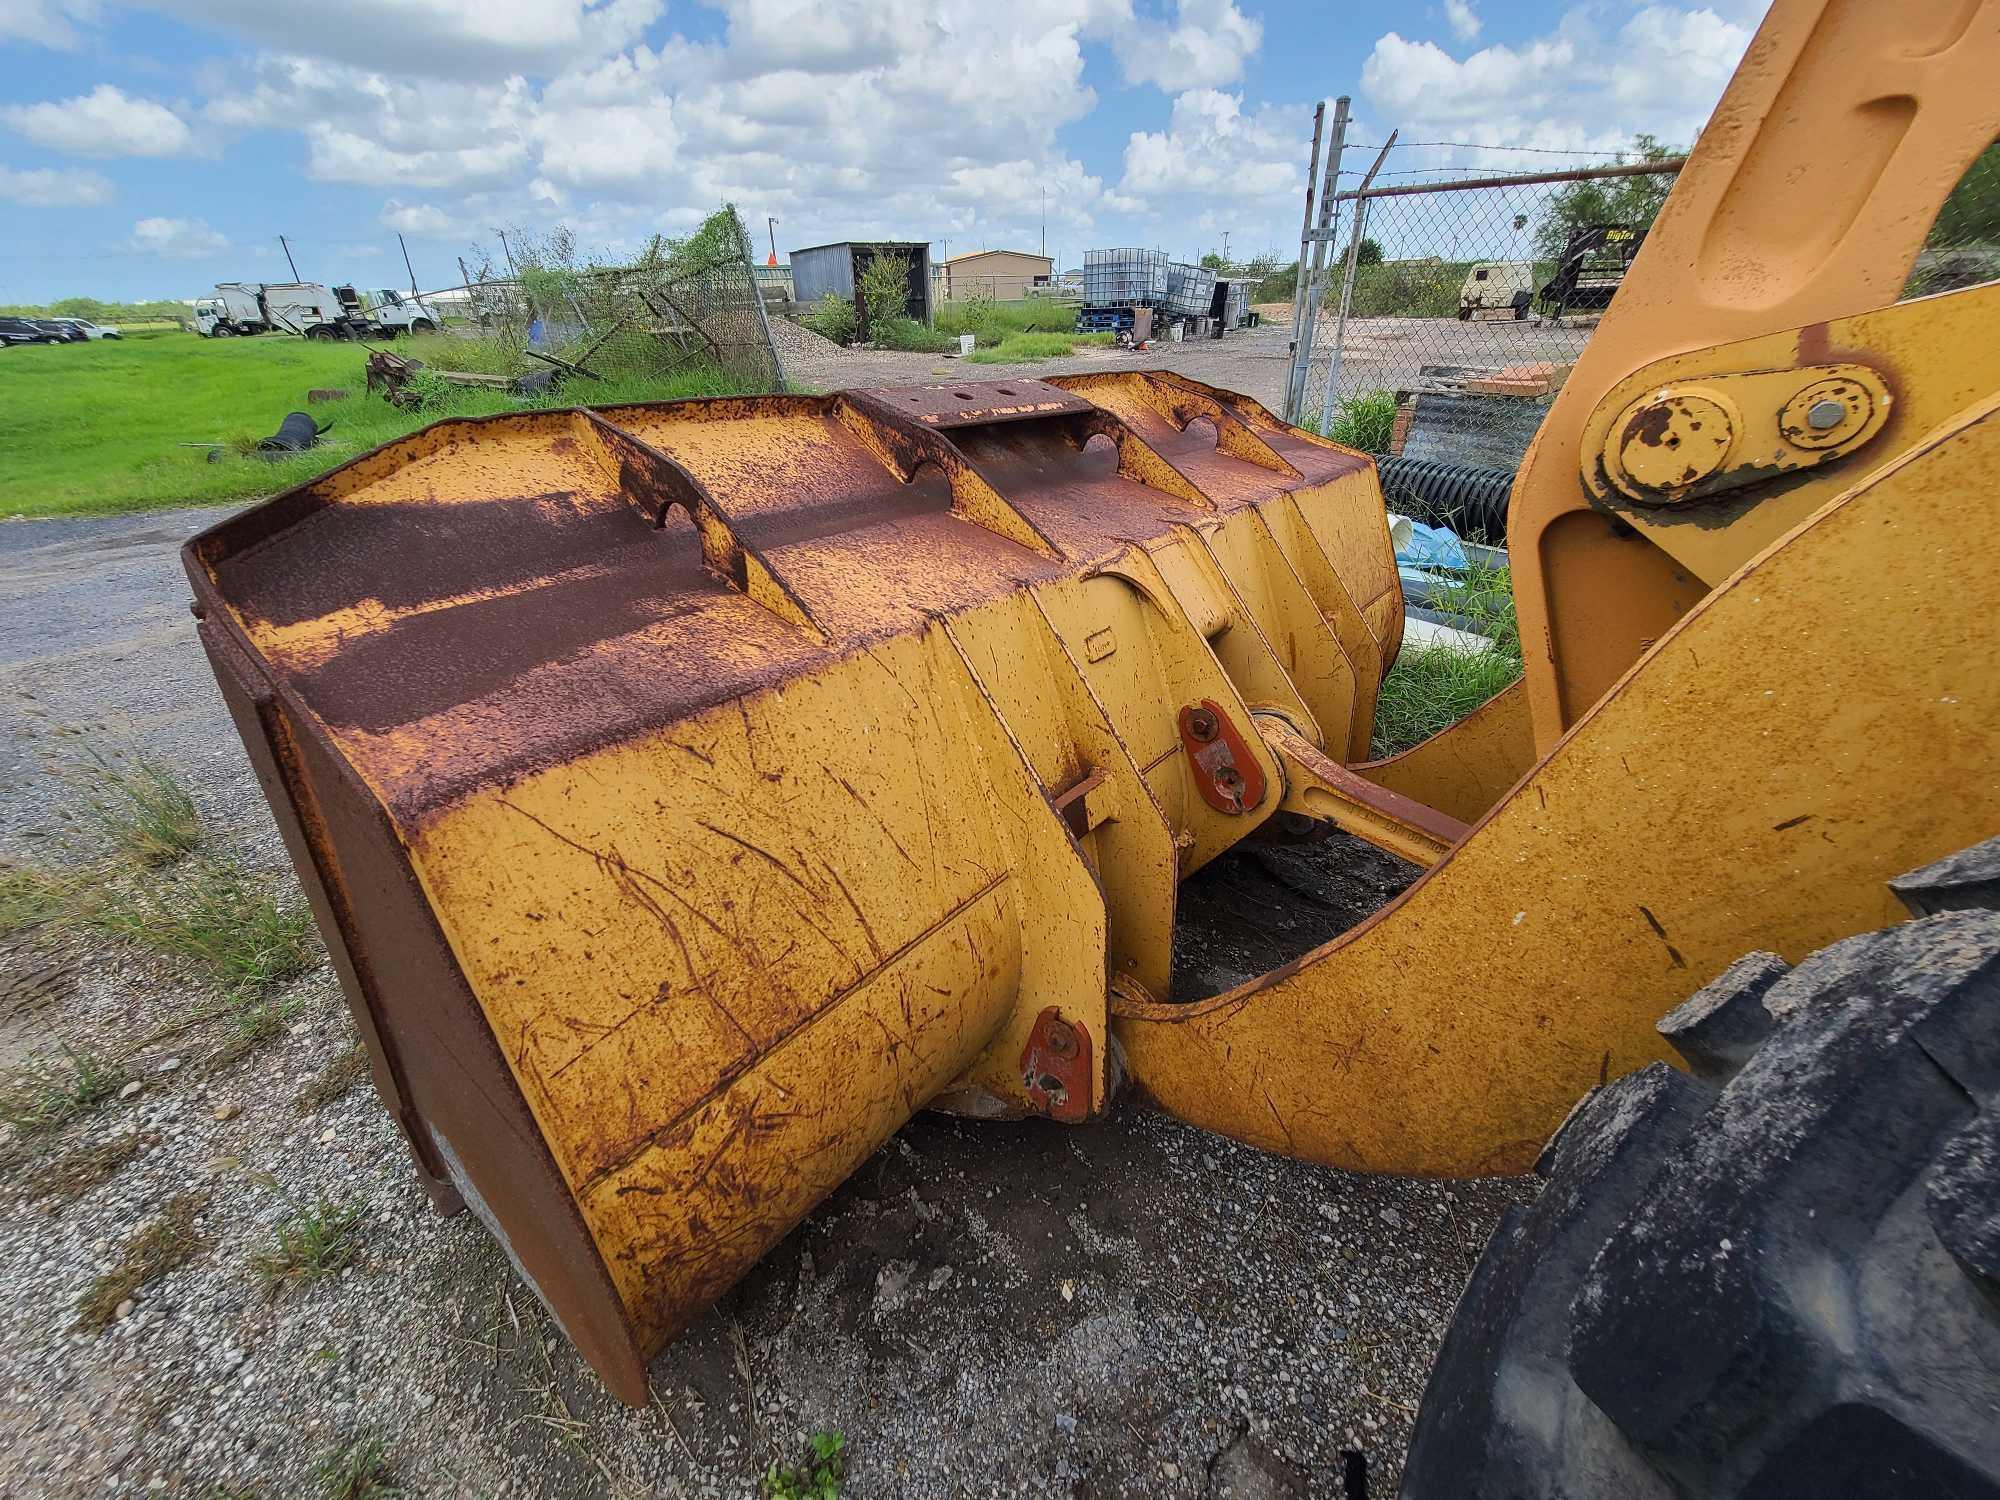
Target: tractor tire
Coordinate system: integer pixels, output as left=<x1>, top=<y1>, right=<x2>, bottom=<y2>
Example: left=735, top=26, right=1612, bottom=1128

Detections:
left=1401, top=837, right=2000, bottom=1500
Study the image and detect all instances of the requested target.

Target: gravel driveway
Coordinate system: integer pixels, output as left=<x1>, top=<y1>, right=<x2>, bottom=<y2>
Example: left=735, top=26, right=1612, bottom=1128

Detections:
left=0, top=378, right=1530, bottom=1497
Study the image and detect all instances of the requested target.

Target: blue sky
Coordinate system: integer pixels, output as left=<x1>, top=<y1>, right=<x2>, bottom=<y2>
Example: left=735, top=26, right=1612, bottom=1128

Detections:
left=0, top=0, right=1766, bottom=303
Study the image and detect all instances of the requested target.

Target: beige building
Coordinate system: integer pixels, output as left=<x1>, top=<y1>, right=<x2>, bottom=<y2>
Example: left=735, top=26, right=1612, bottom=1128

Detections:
left=934, top=249, right=1055, bottom=302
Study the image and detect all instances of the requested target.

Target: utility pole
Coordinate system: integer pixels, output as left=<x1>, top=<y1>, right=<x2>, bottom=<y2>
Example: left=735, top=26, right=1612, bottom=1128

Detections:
left=278, top=234, right=299, bottom=281
left=766, top=216, right=779, bottom=267
left=1041, top=190, right=1047, bottom=258
left=1222, top=230, right=1231, bottom=265
left=494, top=229, right=517, bottom=277
left=398, top=232, right=419, bottom=296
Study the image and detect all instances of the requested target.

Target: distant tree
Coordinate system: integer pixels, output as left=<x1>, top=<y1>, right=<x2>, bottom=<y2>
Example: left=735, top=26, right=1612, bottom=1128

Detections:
left=1355, top=238, right=1383, bottom=266
left=1534, top=135, right=1681, bottom=260
left=1199, top=250, right=1226, bottom=270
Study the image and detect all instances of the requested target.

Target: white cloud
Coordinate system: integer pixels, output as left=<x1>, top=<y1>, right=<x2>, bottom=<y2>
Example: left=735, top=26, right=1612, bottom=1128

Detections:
left=137, top=0, right=664, bottom=80
left=1121, top=89, right=1295, bottom=201
left=1362, top=33, right=1581, bottom=130
left=0, top=163, right=114, bottom=205
left=3, top=84, right=193, bottom=157
left=0, top=0, right=1763, bottom=307
left=1112, top=0, right=1262, bottom=92
left=0, top=0, right=99, bottom=47
left=1361, top=7, right=1752, bottom=148
left=126, top=216, right=230, bottom=257
left=380, top=200, right=460, bottom=236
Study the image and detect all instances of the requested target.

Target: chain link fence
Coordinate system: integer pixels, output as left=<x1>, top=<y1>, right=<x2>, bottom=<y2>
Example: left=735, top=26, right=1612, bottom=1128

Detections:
left=435, top=205, right=783, bottom=391
left=1286, top=150, right=1683, bottom=494
left=1283, top=127, right=1999, bottom=525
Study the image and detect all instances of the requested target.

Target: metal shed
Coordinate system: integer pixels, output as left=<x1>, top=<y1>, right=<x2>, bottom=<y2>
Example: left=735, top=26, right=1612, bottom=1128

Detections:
left=789, top=241, right=935, bottom=325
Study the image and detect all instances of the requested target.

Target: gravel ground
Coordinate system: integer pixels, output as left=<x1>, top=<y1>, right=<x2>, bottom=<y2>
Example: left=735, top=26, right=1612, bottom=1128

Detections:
left=767, top=317, right=1306, bottom=411
left=0, top=446, right=1532, bottom=1496
left=766, top=309, right=1596, bottom=414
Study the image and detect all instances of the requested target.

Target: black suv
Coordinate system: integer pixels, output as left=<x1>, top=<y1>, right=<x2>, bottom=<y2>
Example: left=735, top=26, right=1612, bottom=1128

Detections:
left=0, top=317, right=66, bottom=347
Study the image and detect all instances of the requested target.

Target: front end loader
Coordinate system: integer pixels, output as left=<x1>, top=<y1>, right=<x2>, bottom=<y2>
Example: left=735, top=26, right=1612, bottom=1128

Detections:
left=185, top=0, right=2000, bottom=1412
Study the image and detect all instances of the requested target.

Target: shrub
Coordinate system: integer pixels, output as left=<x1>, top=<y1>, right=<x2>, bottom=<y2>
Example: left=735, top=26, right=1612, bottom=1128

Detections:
left=871, top=316, right=956, bottom=353
left=857, top=253, right=911, bottom=325
left=802, top=293, right=856, bottom=344
left=1328, top=390, right=1399, bottom=453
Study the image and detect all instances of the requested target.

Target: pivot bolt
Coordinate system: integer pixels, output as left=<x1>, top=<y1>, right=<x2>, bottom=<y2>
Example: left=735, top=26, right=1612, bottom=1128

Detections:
left=1187, top=707, right=1219, bottom=741
left=1806, top=398, right=1845, bottom=431
left=1042, top=1017, right=1077, bottom=1058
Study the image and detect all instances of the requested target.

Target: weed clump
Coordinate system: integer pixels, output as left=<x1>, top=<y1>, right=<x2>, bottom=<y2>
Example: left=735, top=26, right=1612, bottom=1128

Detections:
left=310, top=1436, right=399, bottom=1500
left=763, top=1430, right=846, bottom=1500
left=0, top=1043, right=128, bottom=1136
left=74, top=1190, right=206, bottom=1330
left=251, top=1197, right=364, bottom=1298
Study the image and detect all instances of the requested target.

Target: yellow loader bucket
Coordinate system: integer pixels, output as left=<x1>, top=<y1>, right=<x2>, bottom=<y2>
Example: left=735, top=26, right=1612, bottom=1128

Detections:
left=184, top=0, right=2000, bottom=1406
left=183, top=373, right=1406, bottom=1400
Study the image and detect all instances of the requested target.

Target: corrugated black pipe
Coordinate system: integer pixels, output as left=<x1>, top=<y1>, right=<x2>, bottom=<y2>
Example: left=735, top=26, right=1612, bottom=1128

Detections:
left=1377, top=455, right=1514, bottom=543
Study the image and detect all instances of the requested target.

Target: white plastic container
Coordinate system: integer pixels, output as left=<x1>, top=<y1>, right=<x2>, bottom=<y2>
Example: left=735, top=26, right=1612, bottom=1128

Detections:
left=959, top=333, right=976, bottom=356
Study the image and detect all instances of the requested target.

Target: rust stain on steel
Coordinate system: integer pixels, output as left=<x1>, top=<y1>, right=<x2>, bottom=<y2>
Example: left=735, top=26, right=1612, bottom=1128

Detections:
left=867, top=378, right=1096, bottom=429
left=1020, top=1007, right=1094, bottom=1123
left=185, top=368, right=1400, bottom=1403
left=1177, top=699, right=1266, bottom=815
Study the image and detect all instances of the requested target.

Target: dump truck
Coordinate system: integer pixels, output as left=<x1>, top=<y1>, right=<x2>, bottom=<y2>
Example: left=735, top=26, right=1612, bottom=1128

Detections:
left=183, top=0, right=1997, bottom=1489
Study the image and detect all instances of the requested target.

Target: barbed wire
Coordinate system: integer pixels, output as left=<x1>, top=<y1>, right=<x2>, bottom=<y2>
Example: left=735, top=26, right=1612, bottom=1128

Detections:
left=1343, top=140, right=1660, bottom=157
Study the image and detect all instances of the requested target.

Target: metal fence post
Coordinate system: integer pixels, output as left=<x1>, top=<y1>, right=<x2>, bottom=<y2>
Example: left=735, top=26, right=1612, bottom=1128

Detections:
left=1283, top=102, right=1325, bottom=422
left=1318, top=132, right=1395, bottom=436
left=1286, top=97, right=1347, bottom=423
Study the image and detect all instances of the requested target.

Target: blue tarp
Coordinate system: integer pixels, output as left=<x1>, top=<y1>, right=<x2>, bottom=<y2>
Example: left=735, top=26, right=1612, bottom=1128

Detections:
left=1393, top=515, right=1469, bottom=571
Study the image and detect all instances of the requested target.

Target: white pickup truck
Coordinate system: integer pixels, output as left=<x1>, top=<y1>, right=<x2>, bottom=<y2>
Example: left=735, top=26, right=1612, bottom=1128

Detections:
left=193, top=282, right=438, bottom=339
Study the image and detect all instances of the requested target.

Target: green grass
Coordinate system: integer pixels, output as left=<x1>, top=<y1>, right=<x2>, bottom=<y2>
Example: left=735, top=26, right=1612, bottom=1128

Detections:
left=763, top=1431, right=846, bottom=1500
left=1372, top=560, right=1523, bottom=757
left=5, top=742, right=321, bottom=1048
left=0, top=328, right=756, bottom=519
left=965, top=331, right=1115, bottom=364
left=0, top=1043, right=129, bottom=1136
left=0, top=861, right=71, bottom=936
left=933, top=297, right=1083, bottom=346
left=87, top=852, right=320, bottom=997
left=1327, top=389, right=1398, bottom=452
left=310, top=1436, right=399, bottom=1500
left=74, top=1190, right=206, bottom=1329
left=67, top=747, right=202, bottom=867
left=870, top=316, right=958, bottom=353
left=252, top=1198, right=365, bottom=1298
